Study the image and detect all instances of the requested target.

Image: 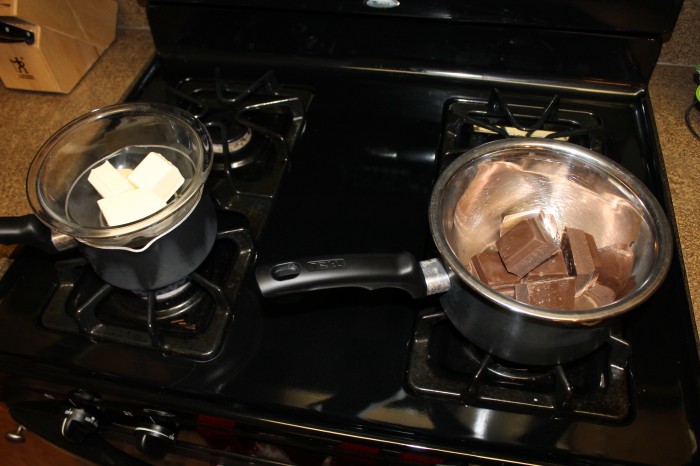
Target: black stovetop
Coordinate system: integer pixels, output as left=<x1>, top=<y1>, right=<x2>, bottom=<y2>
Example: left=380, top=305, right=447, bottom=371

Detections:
left=0, top=65, right=698, bottom=464
left=0, top=2, right=698, bottom=465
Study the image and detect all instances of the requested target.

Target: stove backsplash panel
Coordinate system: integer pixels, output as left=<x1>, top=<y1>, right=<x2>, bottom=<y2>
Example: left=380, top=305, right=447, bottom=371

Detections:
left=147, top=4, right=670, bottom=87
left=149, top=0, right=683, bottom=39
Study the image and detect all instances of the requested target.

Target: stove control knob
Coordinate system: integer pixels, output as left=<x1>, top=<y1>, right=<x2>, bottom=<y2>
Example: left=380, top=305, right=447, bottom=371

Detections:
left=60, top=407, right=99, bottom=443
left=5, top=425, right=26, bottom=444
left=134, top=423, right=177, bottom=459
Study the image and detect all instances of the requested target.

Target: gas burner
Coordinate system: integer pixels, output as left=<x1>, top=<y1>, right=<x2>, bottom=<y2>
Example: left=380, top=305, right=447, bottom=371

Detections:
left=197, top=108, right=254, bottom=156
left=131, top=277, right=191, bottom=301
left=149, top=279, right=191, bottom=302
left=407, top=310, right=632, bottom=422
left=159, top=71, right=312, bottom=239
left=205, top=121, right=269, bottom=173
left=168, top=71, right=308, bottom=164
left=212, top=127, right=253, bottom=159
left=40, top=212, right=254, bottom=358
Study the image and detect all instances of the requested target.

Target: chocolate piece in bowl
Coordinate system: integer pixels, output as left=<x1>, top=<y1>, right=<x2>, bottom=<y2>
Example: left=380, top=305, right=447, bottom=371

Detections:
left=574, top=283, right=617, bottom=309
left=495, top=217, right=559, bottom=277
left=561, top=227, right=602, bottom=297
left=469, top=251, right=520, bottom=287
left=524, top=250, right=569, bottom=282
left=500, top=209, right=559, bottom=242
left=514, top=276, right=576, bottom=310
left=493, top=284, right=516, bottom=299
left=598, top=243, right=635, bottom=295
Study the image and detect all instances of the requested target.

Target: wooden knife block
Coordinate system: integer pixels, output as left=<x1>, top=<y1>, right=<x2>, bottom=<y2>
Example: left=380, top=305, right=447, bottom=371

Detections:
left=0, top=0, right=117, bottom=93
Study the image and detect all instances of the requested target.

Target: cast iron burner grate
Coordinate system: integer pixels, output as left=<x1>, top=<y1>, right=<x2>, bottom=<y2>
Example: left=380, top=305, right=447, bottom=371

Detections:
left=161, top=70, right=312, bottom=237
left=40, top=212, right=254, bottom=359
left=407, top=310, right=632, bottom=422
left=440, top=89, right=606, bottom=170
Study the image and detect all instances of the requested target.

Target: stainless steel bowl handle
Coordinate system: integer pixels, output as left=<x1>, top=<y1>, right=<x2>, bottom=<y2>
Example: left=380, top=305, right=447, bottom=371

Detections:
left=256, top=252, right=442, bottom=299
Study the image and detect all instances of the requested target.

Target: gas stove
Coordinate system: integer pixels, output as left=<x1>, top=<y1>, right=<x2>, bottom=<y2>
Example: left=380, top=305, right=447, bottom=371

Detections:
left=0, top=1, right=698, bottom=465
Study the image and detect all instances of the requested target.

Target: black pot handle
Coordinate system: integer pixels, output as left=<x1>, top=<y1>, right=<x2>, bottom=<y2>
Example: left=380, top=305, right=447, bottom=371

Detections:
left=0, top=215, right=58, bottom=253
left=256, top=252, right=431, bottom=299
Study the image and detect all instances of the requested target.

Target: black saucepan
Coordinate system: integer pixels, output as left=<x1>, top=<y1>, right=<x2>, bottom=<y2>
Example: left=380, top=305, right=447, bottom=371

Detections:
left=0, top=103, right=216, bottom=291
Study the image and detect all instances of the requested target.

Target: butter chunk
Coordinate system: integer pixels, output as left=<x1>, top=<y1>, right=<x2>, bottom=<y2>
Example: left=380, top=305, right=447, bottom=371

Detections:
left=128, top=152, right=185, bottom=202
left=97, top=188, right=167, bottom=226
left=117, top=168, right=134, bottom=180
left=88, top=161, right=135, bottom=198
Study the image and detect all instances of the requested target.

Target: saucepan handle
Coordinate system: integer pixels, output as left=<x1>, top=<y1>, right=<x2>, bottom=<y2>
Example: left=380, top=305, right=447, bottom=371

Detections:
left=0, top=215, right=59, bottom=253
left=256, top=252, right=451, bottom=299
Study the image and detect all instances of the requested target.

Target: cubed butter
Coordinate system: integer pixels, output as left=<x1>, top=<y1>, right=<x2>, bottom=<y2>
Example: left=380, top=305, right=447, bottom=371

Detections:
left=87, top=161, right=135, bottom=198
left=128, top=152, right=185, bottom=202
left=117, top=168, right=134, bottom=180
left=97, top=188, right=167, bottom=226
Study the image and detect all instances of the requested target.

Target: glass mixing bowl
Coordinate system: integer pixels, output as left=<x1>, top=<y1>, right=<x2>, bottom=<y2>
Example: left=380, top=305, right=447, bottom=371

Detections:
left=26, top=103, right=213, bottom=249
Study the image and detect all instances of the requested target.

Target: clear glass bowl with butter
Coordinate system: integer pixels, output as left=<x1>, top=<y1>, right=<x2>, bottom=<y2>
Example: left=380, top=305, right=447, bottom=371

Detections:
left=26, top=103, right=213, bottom=249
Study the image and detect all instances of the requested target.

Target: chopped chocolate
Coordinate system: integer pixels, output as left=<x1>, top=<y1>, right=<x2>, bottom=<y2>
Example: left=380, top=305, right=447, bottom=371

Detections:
left=561, top=227, right=601, bottom=297
left=587, top=283, right=617, bottom=306
left=525, top=250, right=569, bottom=282
left=514, top=276, right=576, bottom=310
left=470, top=252, right=520, bottom=286
left=496, top=217, right=559, bottom=278
left=500, top=209, right=540, bottom=236
left=574, top=293, right=597, bottom=310
left=493, top=284, right=516, bottom=299
left=574, top=284, right=617, bottom=310
left=500, top=209, right=559, bottom=241
left=467, top=211, right=632, bottom=311
left=597, top=243, right=635, bottom=295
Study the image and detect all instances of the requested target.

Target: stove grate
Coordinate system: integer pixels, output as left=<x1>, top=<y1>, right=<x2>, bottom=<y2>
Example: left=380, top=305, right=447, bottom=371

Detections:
left=40, top=220, right=254, bottom=359
left=407, top=310, right=632, bottom=422
left=440, top=89, right=606, bottom=170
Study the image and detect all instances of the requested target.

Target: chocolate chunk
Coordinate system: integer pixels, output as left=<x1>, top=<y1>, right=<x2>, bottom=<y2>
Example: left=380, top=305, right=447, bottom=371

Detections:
left=587, top=283, right=616, bottom=306
left=574, top=284, right=617, bottom=310
left=514, top=276, right=576, bottom=310
left=470, top=252, right=520, bottom=286
left=561, top=227, right=601, bottom=297
left=525, top=250, right=569, bottom=282
left=493, top=284, right=516, bottom=299
left=500, top=209, right=559, bottom=241
left=574, top=293, right=598, bottom=310
left=496, top=217, right=559, bottom=277
left=598, top=243, right=634, bottom=295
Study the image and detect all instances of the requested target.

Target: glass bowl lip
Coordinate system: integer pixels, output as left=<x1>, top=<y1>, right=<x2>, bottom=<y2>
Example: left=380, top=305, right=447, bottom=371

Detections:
left=26, top=102, right=213, bottom=243
left=428, top=138, right=673, bottom=323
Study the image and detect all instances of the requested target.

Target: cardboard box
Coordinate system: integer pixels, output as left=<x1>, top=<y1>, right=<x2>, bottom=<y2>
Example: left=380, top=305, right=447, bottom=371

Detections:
left=0, top=0, right=117, bottom=93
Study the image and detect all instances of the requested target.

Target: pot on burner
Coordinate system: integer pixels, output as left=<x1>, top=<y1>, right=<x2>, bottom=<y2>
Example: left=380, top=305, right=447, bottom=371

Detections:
left=0, top=103, right=216, bottom=291
left=255, top=139, right=673, bottom=366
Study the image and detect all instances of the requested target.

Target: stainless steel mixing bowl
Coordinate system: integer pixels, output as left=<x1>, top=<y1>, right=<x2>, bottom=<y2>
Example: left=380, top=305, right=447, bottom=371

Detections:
left=430, top=138, right=673, bottom=323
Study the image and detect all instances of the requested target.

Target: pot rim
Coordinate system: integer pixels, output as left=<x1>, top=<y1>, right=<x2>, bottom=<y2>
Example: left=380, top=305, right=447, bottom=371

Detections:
left=26, top=102, right=213, bottom=247
left=429, top=138, right=673, bottom=323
